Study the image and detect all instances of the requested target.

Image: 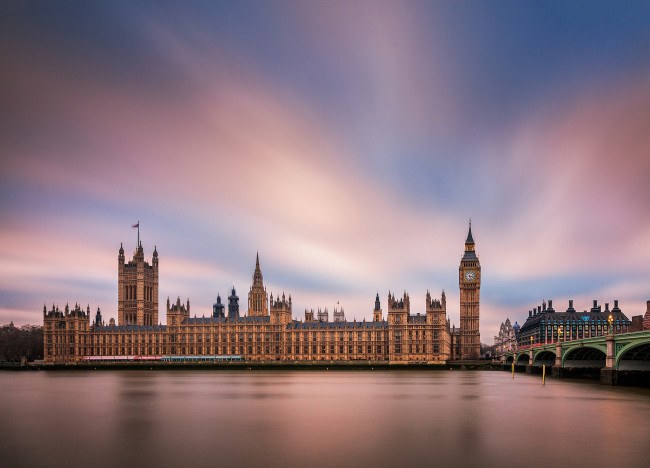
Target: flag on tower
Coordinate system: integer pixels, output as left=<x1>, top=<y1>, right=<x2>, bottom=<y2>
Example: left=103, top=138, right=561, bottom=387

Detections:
left=132, top=222, right=139, bottom=228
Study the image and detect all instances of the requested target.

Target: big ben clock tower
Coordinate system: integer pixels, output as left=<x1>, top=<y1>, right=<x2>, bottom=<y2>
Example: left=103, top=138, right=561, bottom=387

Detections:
left=459, top=221, right=481, bottom=359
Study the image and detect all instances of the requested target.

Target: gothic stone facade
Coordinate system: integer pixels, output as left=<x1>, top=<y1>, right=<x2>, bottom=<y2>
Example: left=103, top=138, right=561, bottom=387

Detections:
left=44, top=227, right=481, bottom=363
left=493, top=318, right=517, bottom=354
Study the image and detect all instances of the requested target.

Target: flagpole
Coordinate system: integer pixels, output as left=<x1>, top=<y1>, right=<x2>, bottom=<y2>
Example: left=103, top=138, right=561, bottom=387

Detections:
left=131, top=222, right=140, bottom=247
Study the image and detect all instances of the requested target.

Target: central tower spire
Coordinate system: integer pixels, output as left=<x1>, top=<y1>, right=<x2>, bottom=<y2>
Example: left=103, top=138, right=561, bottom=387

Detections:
left=248, top=252, right=268, bottom=316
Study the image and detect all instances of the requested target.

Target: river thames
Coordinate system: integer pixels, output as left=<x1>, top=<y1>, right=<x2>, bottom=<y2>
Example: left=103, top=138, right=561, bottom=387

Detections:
left=1, top=370, right=649, bottom=468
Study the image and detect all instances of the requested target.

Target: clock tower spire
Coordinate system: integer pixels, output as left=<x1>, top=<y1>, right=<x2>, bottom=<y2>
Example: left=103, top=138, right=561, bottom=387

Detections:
left=459, top=220, right=481, bottom=359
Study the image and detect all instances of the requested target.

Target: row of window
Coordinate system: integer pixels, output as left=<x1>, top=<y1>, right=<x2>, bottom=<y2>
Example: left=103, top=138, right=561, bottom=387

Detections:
left=521, top=324, right=630, bottom=344
left=51, top=343, right=446, bottom=357
left=47, top=331, right=447, bottom=346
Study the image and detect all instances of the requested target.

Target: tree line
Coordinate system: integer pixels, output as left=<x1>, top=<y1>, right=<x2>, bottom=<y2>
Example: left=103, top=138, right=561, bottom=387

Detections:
left=0, top=323, right=43, bottom=362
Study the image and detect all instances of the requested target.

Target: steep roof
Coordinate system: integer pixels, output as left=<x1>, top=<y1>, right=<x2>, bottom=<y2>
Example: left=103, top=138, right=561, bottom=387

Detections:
left=466, top=223, right=474, bottom=244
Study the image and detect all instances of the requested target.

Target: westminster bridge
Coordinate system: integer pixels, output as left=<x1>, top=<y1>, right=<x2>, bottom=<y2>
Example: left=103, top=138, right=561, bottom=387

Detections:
left=501, top=330, right=650, bottom=385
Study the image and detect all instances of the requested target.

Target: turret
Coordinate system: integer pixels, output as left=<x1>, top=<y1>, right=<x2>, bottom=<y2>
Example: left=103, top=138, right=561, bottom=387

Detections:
left=213, top=293, right=225, bottom=318
left=426, top=290, right=447, bottom=325
left=387, top=290, right=409, bottom=324
left=373, top=293, right=383, bottom=322
left=317, top=307, right=329, bottom=322
left=270, top=291, right=292, bottom=325
left=228, top=287, right=240, bottom=319
left=166, top=296, right=190, bottom=327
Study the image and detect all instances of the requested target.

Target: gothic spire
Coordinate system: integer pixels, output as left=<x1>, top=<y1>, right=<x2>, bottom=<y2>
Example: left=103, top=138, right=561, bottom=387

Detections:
left=252, top=252, right=263, bottom=285
left=466, top=219, right=474, bottom=244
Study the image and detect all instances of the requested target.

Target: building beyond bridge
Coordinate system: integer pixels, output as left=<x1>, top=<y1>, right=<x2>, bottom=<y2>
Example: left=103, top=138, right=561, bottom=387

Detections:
left=516, top=299, right=631, bottom=347
left=494, top=318, right=517, bottom=354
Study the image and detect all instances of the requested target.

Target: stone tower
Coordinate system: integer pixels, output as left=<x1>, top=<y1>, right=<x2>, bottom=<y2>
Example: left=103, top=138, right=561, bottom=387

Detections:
left=387, top=292, right=410, bottom=361
left=248, top=253, right=268, bottom=317
left=459, top=222, right=481, bottom=359
left=118, top=242, right=158, bottom=326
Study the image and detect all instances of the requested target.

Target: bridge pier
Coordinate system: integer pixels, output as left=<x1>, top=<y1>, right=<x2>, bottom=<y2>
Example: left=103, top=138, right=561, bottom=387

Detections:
left=600, top=368, right=618, bottom=385
left=525, top=365, right=542, bottom=374
left=601, top=335, right=617, bottom=385
left=606, top=335, right=615, bottom=368
left=601, top=368, right=650, bottom=386
left=551, top=343, right=563, bottom=378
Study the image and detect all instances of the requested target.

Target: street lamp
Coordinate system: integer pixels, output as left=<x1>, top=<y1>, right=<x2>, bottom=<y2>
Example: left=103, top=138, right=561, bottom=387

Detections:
left=608, top=313, right=613, bottom=335
left=530, top=336, right=533, bottom=348
left=558, top=326, right=563, bottom=343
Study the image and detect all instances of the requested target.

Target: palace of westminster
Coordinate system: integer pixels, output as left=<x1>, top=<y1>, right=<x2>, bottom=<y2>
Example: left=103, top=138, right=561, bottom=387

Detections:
left=43, top=225, right=482, bottom=363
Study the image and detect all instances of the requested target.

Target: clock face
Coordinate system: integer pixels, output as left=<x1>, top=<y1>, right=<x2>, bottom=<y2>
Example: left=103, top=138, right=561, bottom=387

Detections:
left=464, top=270, right=475, bottom=282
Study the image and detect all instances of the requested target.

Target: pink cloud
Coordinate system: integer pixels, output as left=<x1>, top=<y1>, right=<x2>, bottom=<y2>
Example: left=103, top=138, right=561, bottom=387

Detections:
left=480, top=69, right=650, bottom=281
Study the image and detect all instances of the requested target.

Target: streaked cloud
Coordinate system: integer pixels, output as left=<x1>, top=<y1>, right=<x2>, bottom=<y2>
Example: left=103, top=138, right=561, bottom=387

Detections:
left=1, top=1, right=649, bottom=340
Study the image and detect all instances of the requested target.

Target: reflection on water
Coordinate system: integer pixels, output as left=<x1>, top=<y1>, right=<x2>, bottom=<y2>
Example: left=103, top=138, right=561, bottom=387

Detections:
left=1, top=370, right=649, bottom=468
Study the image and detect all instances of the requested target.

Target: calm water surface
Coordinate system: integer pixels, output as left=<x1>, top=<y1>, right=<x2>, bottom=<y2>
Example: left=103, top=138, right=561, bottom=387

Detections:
left=1, top=370, right=649, bottom=468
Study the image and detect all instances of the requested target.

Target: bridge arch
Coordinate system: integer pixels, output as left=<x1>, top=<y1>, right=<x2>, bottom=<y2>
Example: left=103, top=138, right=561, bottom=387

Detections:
left=562, top=344, right=607, bottom=368
left=533, top=350, right=556, bottom=366
left=516, top=353, right=529, bottom=365
left=505, top=355, right=514, bottom=364
left=616, top=342, right=650, bottom=371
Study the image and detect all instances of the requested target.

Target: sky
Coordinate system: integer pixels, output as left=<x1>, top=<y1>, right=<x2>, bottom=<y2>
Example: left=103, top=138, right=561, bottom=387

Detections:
left=1, top=1, right=650, bottom=341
